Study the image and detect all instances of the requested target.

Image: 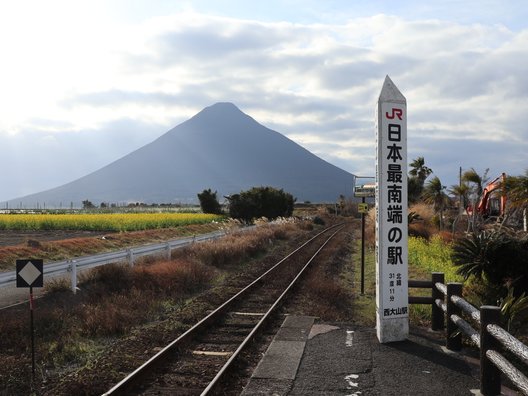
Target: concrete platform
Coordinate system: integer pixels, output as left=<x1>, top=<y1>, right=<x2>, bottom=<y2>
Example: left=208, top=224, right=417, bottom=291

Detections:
left=241, top=315, right=495, bottom=396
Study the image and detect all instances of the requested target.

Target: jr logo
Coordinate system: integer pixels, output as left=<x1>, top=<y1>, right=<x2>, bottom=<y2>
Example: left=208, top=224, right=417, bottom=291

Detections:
left=386, top=108, right=403, bottom=120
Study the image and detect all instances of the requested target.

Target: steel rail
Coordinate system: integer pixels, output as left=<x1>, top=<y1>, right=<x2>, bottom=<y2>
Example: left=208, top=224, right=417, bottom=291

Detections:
left=201, top=224, right=345, bottom=395
left=103, top=223, right=344, bottom=395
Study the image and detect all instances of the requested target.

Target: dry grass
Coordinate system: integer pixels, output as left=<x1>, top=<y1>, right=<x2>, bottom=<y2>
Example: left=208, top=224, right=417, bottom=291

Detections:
left=0, top=223, right=223, bottom=271
left=185, top=224, right=297, bottom=268
left=364, top=207, right=376, bottom=248
left=286, top=223, right=356, bottom=322
left=409, top=202, right=435, bottom=223
left=0, top=221, right=309, bottom=395
left=132, top=260, right=213, bottom=295
left=75, top=259, right=215, bottom=336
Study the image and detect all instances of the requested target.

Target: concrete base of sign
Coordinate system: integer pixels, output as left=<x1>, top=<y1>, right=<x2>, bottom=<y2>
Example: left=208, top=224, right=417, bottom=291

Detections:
left=376, top=314, right=409, bottom=343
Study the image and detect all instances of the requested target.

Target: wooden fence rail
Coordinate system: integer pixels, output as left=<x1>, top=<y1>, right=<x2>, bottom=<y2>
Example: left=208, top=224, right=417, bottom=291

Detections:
left=409, top=272, right=528, bottom=395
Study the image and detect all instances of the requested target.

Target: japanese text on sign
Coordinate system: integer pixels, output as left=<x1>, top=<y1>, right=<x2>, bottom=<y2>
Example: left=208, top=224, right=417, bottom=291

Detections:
left=376, top=101, right=409, bottom=319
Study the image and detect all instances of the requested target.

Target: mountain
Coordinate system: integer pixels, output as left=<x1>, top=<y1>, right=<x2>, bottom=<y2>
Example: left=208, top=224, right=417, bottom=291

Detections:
left=4, top=103, right=355, bottom=207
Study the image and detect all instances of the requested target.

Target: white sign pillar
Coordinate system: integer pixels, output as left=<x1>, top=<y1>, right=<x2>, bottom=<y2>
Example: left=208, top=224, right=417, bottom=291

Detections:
left=375, top=75, right=409, bottom=343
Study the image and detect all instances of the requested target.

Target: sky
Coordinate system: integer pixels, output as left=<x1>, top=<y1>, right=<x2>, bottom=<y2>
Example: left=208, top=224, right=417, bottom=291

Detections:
left=1, top=0, right=527, bottom=203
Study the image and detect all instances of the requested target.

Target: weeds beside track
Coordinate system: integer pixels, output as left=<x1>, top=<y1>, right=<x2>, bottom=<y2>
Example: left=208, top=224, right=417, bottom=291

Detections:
left=103, top=223, right=345, bottom=395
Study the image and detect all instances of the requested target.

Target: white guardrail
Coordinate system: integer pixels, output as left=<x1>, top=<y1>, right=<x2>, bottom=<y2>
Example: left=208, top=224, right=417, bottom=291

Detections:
left=0, top=228, right=234, bottom=292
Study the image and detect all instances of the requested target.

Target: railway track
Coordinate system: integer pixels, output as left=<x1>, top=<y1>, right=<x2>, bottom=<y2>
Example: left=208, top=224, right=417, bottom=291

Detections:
left=103, top=223, right=346, bottom=395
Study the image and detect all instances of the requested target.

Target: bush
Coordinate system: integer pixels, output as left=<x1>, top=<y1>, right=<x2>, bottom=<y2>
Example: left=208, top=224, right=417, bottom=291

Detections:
left=81, top=263, right=132, bottom=293
left=197, top=189, right=223, bottom=215
left=452, top=228, right=528, bottom=293
left=227, top=186, right=295, bottom=222
left=408, top=223, right=431, bottom=239
left=313, top=216, right=325, bottom=225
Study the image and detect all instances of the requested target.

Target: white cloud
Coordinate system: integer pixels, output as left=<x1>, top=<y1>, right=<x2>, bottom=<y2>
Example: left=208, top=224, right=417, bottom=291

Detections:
left=0, top=8, right=527, bottom=201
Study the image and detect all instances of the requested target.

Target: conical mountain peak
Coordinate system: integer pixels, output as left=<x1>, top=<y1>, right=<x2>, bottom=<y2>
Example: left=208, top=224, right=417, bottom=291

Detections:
left=4, top=104, right=355, bottom=206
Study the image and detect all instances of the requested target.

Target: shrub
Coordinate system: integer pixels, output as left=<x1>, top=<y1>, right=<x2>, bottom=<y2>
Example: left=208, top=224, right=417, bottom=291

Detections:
left=499, top=285, right=528, bottom=333
left=408, top=223, right=431, bottom=239
left=452, top=228, right=528, bottom=293
left=227, top=186, right=295, bottom=222
left=81, top=263, right=132, bottom=293
left=313, top=216, right=325, bottom=225
left=197, top=189, right=223, bottom=215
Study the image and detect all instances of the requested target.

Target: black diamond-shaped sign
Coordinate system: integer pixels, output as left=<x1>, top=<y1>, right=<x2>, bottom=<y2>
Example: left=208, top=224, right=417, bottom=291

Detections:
left=16, top=259, right=43, bottom=288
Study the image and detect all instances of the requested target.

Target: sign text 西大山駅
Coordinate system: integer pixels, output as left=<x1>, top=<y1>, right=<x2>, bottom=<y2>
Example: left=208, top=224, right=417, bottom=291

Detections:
left=375, top=76, right=409, bottom=343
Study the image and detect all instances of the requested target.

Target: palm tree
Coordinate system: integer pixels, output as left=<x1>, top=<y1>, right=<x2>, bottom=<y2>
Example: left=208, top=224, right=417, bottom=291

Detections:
left=422, top=176, right=449, bottom=229
left=449, top=183, right=470, bottom=213
left=503, top=170, right=528, bottom=231
left=462, top=168, right=489, bottom=231
left=503, top=170, right=528, bottom=208
left=408, top=157, right=433, bottom=203
left=409, top=157, right=433, bottom=185
left=462, top=168, right=489, bottom=199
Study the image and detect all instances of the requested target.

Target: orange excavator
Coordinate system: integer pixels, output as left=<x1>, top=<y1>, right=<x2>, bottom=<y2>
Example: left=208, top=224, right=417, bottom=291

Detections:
left=468, top=173, right=507, bottom=218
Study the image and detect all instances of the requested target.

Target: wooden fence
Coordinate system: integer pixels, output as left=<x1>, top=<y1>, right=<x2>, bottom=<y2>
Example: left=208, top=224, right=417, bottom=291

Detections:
left=409, top=272, right=528, bottom=395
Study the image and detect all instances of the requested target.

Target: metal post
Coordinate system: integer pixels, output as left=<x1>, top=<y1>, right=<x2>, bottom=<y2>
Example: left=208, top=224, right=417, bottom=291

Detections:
left=70, top=260, right=77, bottom=294
left=361, top=196, right=366, bottom=295
left=431, top=272, right=445, bottom=331
left=480, top=306, right=501, bottom=395
left=166, top=242, right=171, bottom=260
left=446, top=282, right=463, bottom=350
left=30, top=286, right=35, bottom=381
left=127, top=249, right=134, bottom=267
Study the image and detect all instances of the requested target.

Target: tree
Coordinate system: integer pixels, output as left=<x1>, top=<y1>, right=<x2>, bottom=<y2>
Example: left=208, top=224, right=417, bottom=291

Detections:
left=408, top=157, right=433, bottom=203
left=421, top=176, right=449, bottom=229
left=197, top=189, right=223, bottom=214
left=449, top=183, right=470, bottom=213
left=504, top=171, right=528, bottom=207
left=409, top=156, right=433, bottom=185
left=462, top=168, right=489, bottom=231
left=462, top=167, right=489, bottom=199
left=503, top=170, right=528, bottom=231
left=82, top=199, right=95, bottom=209
left=226, top=186, right=295, bottom=222
left=408, top=177, right=423, bottom=204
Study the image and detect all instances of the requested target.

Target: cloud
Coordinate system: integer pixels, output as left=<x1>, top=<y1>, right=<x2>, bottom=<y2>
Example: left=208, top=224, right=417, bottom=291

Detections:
left=0, top=119, right=166, bottom=201
left=1, top=11, right=528, bottom=201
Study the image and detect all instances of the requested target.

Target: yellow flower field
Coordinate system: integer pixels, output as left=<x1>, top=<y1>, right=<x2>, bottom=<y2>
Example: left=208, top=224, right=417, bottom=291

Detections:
left=0, top=213, right=223, bottom=231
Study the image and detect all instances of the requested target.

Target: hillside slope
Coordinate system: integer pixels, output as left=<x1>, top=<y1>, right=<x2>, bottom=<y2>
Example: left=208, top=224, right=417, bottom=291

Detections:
left=5, top=103, right=355, bottom=206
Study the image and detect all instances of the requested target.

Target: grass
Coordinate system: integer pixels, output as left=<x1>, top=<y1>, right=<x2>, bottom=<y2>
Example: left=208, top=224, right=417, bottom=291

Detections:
left=408, top=235, right=461, bottom=282
left=350, top=243, right=377, bottom=327
left=407, top=235, right=463, bottom=325
left=351, top=235, right=462, bottom=327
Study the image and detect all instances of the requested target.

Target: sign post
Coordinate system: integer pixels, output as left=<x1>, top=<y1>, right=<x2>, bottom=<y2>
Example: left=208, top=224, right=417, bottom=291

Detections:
left=375, top=76, right=409, bottom=343
left=16, top=259, right=44, bottom=381
left=354, top=179, right=375, bottom=295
